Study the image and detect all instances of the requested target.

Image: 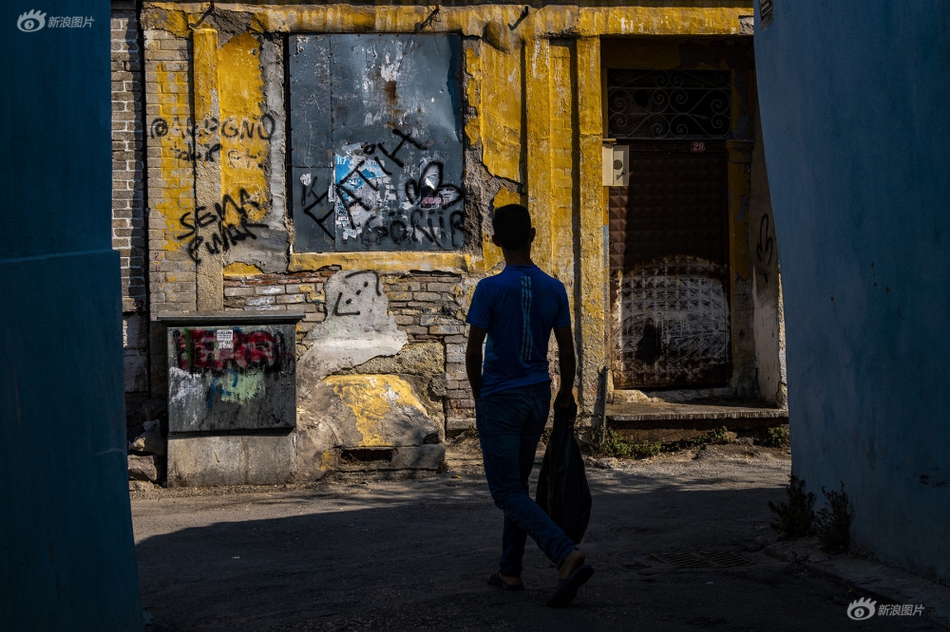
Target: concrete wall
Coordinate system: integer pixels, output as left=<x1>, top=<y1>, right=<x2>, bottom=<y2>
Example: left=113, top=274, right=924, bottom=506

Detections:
left=1, top=0, right=143, bottom=628
left=754, top=3, right=950, bottom=582
left=748, top=108, right=786, bottom=407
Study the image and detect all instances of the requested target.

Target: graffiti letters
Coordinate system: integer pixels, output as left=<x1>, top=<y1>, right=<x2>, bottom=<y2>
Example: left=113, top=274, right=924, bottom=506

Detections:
left=299, top=127, right=465, bottom=250
left=174, top=328, right=288, bottom=375
left=149, top=113, right=276, bottom=166
left=176, top=188, right=267, bottom=264
left=331, top=270, right=383, bottom=317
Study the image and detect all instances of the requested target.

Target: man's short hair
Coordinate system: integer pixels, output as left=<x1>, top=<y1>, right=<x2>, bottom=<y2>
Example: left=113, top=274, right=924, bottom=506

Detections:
left=492, top=204, right=532, bottom=250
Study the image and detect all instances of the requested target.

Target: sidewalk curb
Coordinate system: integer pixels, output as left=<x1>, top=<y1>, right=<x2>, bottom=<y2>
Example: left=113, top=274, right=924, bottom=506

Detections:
left=765, top=540, right=950, bottom=629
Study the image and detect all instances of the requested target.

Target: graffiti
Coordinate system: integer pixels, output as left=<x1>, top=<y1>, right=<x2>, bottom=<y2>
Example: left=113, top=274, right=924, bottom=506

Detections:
left=299, top=127, right=465, bottom=250
left=176, top=188, right=267, bottom=264
left=332, top=270, right=383, bottom=316
left=173, top=328, right=289, bottom=375
left=755, top=214, right=775, bottom=285
left=149, top=114, right=276, bottom=165
left=298, top=269, right=408, bottom=381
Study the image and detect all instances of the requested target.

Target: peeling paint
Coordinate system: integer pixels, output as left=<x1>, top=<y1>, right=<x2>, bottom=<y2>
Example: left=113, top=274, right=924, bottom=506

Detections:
left=218, top=370, right=266, bottom=405
left=223, top=262, right=263, bottom=277
left=325, top=375, right=427, bottom=447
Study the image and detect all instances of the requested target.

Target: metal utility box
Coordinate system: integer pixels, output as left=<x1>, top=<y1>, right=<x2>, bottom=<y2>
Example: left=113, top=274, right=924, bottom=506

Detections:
left=159, top=312, right=304, bottom=434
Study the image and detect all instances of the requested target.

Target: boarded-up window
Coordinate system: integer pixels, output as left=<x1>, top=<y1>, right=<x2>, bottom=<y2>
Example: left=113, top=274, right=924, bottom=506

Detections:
left=289, top=34, right=464, bottom=252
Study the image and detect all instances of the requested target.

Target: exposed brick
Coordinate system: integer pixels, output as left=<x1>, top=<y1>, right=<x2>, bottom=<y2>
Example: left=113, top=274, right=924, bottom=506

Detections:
left=224, top=286, right=255, bottom=297
left=430, top=325, right=465, bottom=335
left=247, top=296, right=276, bottom=307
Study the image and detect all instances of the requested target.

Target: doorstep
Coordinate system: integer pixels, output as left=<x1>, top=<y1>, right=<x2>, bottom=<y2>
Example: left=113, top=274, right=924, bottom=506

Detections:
left=604, top=389, right=788, bottom=443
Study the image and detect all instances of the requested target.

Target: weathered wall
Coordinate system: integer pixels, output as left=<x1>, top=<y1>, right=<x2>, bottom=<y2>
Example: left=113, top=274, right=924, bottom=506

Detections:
left=133, top=1, right=762, bottom=478
left=112, top=1, right=151, bottom=400
left=1, top=0, right=143, bottom=628
left=755, top=2, right=950, bottom=581
left=748, top=104, right=786, bottom=406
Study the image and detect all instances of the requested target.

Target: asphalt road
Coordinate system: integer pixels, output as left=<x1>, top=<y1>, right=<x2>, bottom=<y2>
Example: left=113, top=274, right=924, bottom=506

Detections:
left=131, top=443, right=947, bottom=631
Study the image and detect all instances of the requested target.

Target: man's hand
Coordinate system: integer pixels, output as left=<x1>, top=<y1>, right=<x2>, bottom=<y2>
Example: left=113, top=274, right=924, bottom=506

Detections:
left=554, top=388, right=575, bottom=413
left=552, top=325, right=576, bottom=414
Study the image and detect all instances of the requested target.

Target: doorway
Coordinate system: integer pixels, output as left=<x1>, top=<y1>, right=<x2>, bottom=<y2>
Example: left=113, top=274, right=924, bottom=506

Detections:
left=606, top=68, right=732, bottom=389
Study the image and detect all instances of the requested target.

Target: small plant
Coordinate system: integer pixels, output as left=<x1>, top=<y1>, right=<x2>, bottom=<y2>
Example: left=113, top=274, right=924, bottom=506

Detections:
left=769, top=474, right=815, bottom=539
left=816, top=482, right=852, bottom=554
left=706, top=425, right=733, bottom=445
left=589, top=427, right=632, bottom=459
left=631, top=440, right=662, bottom=459
left=763, top=425, right=790, bottom=448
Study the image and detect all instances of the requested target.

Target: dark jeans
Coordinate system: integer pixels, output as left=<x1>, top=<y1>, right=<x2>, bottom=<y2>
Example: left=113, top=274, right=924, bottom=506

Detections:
left=476, top=381, right=576, bottom=577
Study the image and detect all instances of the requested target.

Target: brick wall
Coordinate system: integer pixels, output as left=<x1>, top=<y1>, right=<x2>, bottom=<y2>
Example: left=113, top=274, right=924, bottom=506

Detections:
left=141, top=22, right=196, bottom=396
left=223, top=270, right=475, bottom=431
left=111, top=2, right=149, bottom=397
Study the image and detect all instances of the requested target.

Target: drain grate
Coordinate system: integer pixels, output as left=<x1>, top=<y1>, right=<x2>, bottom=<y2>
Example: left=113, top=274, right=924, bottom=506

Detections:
left=651, top=551, right=753, bottom=568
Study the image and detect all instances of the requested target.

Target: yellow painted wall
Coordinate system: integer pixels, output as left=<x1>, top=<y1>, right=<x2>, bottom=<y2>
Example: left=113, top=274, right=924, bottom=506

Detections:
left=144, top=1, right=753, bottom=410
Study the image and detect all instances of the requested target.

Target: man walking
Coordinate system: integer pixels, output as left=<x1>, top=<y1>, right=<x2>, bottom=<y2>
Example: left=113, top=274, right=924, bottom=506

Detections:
left=465, top=203, right=594, bottom=607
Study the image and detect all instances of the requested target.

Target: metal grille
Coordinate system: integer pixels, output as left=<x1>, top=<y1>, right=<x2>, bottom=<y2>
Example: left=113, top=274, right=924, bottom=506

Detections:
left=651, top=551, right=753, bottom=568
left=606, top=70, right=731, bottom=140
left=608, top=151, right=731, bottom=389
left=614, top=257, right=732, bottom=388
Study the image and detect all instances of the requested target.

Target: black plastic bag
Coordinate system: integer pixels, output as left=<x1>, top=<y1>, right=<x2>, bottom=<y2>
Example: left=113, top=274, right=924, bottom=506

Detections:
left=536, top=402, right=592, bottom=544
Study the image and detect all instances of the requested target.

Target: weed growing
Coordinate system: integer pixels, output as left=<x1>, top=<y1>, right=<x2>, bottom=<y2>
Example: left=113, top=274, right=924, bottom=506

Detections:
left=816, top=482, right=852, bottom=554
left=588, top=427, right=632, bottom=459
left=631, top=440, right=662, bottom=459
left=706, top=426, right=733, bottom=445
left=769, top=474, right=815, bottom=539
left=763, top=425, right=790, bottom=448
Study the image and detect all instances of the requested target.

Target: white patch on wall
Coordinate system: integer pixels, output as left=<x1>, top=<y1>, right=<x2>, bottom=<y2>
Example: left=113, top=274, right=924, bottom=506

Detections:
left=168, top=368, right=207, bottom=430
left=297, top=270, right=408, bottom=392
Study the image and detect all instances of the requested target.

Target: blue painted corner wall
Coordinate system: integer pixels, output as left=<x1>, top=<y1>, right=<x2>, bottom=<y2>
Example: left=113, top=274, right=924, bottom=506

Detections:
left=0, top=1, right=143, bottom=628
left=754, top=3, right=950, bottom=581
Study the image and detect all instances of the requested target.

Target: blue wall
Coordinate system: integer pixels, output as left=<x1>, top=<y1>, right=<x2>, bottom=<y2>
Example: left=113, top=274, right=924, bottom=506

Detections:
left=754, top=3, right=950, bottom=581
left=0, top=1, right=143, bottom=628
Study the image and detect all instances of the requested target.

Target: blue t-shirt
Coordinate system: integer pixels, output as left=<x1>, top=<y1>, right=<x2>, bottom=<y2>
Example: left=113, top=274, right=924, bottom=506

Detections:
left=466, top=264, right=571, bottom=397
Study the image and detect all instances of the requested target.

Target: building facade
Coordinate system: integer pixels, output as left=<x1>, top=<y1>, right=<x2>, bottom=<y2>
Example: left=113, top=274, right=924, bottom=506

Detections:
left=113, top=1, right=783, bottom=483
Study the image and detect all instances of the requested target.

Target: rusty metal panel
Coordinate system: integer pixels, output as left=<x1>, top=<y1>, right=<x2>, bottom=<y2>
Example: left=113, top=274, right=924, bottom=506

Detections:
left=289, top=34, right=464, bottom=252
left=608, top=150, right=731, bottom=388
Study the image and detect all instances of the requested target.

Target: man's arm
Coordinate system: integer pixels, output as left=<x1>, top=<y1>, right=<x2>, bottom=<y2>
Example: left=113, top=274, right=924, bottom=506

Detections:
left=465, top=325, right=488, bottom=401
left=553, top=325, right=576, bottom=411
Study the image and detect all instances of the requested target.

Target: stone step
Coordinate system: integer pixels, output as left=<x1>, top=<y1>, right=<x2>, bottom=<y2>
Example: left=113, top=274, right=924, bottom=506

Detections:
left=603, top=392, right=787, bottom=443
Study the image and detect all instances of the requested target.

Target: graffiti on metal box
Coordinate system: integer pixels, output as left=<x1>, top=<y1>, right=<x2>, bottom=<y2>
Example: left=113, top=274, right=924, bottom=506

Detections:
left=173, top=328, right=290, bottom=375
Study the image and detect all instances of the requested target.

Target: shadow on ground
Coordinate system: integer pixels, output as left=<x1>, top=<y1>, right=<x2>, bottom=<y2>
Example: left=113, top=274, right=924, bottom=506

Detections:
left=133, top=449, right=944, bottom=631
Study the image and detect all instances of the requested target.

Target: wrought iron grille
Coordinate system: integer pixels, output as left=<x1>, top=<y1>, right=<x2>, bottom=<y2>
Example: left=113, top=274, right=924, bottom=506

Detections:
left=606, top=70, right=731, bottom=140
